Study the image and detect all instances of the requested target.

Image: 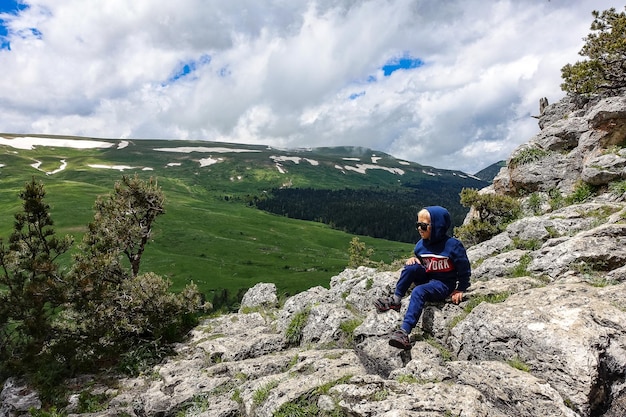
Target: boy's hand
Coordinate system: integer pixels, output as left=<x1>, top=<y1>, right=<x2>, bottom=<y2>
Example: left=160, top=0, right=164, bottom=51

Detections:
left=451, top=290, right=464, bottom=304
left=405, top=256, right=421, bottom=265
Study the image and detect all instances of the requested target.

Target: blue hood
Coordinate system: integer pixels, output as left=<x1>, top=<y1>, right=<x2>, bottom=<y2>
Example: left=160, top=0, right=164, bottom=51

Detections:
left=424, top=206, right=451, bottom=244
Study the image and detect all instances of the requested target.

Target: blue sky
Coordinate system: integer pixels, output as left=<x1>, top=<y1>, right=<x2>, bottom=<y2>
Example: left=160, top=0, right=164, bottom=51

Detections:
left=0, top=0, right=26, bottom=49
left=0, top=0, right=624, bottom=173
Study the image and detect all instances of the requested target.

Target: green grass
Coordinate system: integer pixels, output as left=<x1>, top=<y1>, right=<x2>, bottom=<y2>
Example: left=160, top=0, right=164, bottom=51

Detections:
left=253, top=380, right=279, bottom=406
left=507, top=357, right=531, bottom=372
left=285, top=308, right=311, bottom=346
left=509, top=147, right=551, bottom=167
left=3, top=180, right=409, bottom=297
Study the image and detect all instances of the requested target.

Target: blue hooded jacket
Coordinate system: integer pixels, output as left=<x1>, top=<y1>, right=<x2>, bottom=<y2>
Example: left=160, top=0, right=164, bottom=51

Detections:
left=413, top=206, right=471, bottom=291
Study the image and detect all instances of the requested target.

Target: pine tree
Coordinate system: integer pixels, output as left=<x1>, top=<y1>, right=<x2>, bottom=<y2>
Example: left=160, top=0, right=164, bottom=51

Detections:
left=561, top=7, right=626, bottom=95
left=0, top=178, right=73, bottom=367
left=67, top=175, right=202, bottom=367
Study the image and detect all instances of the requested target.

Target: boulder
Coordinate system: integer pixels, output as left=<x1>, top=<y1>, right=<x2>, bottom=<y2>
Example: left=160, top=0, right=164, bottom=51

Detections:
left=239, top=282, right=278, bottom=312
left=0, top=379, right=41, bottom=417
left=449, top=283, right=626, bottom=416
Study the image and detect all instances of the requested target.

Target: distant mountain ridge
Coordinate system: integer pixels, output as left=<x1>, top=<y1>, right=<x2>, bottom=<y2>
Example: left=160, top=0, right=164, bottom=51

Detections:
left=474, top=160, right=506, bottom=182
left=0, top=133, right=482, bottom=180
left=0, top=133, right=488, bottom=240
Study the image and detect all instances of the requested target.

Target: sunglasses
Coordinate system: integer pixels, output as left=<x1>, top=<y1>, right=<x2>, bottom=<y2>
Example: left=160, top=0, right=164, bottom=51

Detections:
left=415, top=222, right=430, bottom=231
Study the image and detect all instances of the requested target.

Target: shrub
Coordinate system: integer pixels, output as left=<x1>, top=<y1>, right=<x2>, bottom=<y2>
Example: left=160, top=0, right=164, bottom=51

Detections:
left=370, top=389, right=389, bottom=401
left=253, top=380, right=279, bottom=406
left=0, top=179, right=73, bottom=381
left=338, top=318, right=362, bottom=348
left=509, top=147, right=551, bottom=167
left=273, top=376, right=352, bottom=417
left=348, top=237, right=377, bottom=268
left=77, top=391, right=109, bottom=413
left=526, top=193, right=543, bottom=215
left=548, top=188, right=566, bottom=211
left=28, top=407, right=65, bottom=417
left=507, top=357, right=531, bottom=372
left=510, top=253, right=533, bottom=278
left=339, top=319, right=362, bottom=336
left=118, top=339, right=175, bottom=376
left=1, top=176, right=207, bottom=402
left=609, top=179, right=626, bottom=196
left=566, top=181, right=596, bottom=204
left=454, top=189, right=521, bottom=246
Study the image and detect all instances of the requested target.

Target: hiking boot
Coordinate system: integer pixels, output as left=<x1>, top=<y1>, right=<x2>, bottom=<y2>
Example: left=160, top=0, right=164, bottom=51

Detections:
left=389, top=329, right=411, bottom=350
left=374, top=296, right=401, bottom=313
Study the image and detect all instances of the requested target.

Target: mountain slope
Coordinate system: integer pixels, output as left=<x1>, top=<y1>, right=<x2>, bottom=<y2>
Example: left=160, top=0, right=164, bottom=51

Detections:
left=473, top=160, right=505, bottom=182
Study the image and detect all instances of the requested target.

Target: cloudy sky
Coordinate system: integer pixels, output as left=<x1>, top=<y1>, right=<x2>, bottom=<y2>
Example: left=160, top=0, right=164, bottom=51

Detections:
left=0, top=0, right=623, bottom=173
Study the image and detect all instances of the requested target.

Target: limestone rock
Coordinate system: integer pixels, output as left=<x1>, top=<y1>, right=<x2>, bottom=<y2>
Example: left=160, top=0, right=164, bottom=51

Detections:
left=0, top=379, right=41, bottom=417
left=449, top=283, right=626, bottom=416
left=499, top=95, right=626, bottom=198
left=238, top=282, right=278, bottom=312
left=581, top=152, right=626, bottom=185
left=466, top=232, right=513, bottom=263
left=529, top=223, right=626, bottom=279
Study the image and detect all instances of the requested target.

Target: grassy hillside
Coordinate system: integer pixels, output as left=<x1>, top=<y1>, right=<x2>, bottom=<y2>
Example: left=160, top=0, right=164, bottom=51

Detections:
left=0, top=134, right=486, bottom=299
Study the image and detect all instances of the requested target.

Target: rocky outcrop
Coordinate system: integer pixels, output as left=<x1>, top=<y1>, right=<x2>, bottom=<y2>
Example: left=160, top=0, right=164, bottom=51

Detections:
left=14, top=255, right=620, bottom=417
left=3, top=94, right=626, bottom=417
left=494, top=95, right=626, bottom=196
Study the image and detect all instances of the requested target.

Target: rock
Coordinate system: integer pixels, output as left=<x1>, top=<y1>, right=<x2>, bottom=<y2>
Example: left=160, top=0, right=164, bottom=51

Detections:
left=12, top=254, right=626, bottom=417
left=606, top=264, right=626, bottom=282
left=239, top=282, right=278, bottom=312
left=529, top=223, right=626, bottom=278
left=467, top=232, right=513, bottom=263
left=468, top=276, right=545, bottom=296
left=500, top=96, right=626, bottom=198
left=538, top=94, right=582, bottom=130
left=0, top=379, right=41, bottom=417
left=471, top=249, right=528, bottom=280
left=448, top=282, right=626, bottom=416
left=535, top=117, right=588, bottom=152
left=581, top=152, right=626, bottom=185
left=508, top=150, right=581, bottom=194
left=447, top=361, right=579, bottom=417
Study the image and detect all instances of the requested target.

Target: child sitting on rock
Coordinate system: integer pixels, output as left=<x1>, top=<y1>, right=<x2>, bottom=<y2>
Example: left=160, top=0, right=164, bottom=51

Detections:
left=375, top=206, right=471, bottom=349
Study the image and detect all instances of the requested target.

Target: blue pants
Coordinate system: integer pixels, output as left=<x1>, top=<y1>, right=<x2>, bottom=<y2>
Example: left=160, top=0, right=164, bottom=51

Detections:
left=394, top=263, right=454, bottom=333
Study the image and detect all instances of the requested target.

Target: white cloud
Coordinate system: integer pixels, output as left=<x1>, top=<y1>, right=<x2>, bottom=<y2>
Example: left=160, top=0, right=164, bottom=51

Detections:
left=0, top=0, right=623, bottom=173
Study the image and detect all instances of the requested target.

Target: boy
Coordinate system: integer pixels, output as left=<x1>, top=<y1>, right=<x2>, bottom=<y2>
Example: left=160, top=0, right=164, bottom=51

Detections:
left=374, top=206, right=471, bottom=349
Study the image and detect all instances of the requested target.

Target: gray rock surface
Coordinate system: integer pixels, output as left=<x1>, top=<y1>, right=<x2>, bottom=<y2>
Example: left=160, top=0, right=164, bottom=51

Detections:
left=494, top=95, right=626, bottom=197
left=0, top=379, right=41, bottom=417
left=239, top=282, right=279, bottom=312
left=17, top=237, right=621, bottom=417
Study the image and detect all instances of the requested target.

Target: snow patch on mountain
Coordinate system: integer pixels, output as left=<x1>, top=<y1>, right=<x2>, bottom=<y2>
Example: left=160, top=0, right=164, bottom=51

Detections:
left=0, top=136, right=115, bottom=150
left=154, top=147, right=261, bottom=154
